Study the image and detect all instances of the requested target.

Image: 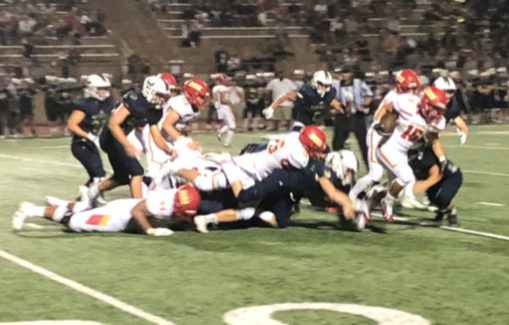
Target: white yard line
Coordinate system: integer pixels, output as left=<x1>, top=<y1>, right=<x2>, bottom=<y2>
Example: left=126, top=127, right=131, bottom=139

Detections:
left=478, top=202, right=505, bottom=207
left=0, top=249, right=177, bottom=325
left=462, top=170, right=509, bottom=177
left=442, top=145, right=509, bottom=151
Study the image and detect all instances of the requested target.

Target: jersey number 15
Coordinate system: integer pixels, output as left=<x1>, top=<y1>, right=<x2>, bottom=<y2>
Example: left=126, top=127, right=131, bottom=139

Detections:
left=401, top=125, right=424, bottom=142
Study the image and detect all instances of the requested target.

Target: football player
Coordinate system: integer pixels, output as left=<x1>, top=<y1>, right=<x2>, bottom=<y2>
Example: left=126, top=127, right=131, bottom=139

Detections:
left=82, top=76, right=177, bottom=202
left=142, top=78, right=209, bottom=184
left=408, top=144, right=462, bottom=226
left=376, top=87, right=448, bottom=221
left=12, top=184, right=200, bottom=236
left=67, top=75, right=114, bottom=190
left=193, top=150, right=369, bottom=233
left=349, top=70, right=422, bottom=208
left=212, top=73, right=236, bottom=147
left=433, top=76, right=469, bottom=145
left=263, top=71, right=344, bottom=130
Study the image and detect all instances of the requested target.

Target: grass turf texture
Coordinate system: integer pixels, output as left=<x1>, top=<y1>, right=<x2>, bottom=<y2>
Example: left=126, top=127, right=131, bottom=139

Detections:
left=0, top=124, right=508, bottom=325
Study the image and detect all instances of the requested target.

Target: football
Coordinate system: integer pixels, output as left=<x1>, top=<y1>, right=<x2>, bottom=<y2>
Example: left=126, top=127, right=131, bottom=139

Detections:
left=379, top=112, right=398, bottom=135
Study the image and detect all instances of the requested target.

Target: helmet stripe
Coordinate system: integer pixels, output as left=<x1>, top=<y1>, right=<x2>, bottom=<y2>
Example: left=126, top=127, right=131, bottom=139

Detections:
left=309, top=132, right=324, bottom=148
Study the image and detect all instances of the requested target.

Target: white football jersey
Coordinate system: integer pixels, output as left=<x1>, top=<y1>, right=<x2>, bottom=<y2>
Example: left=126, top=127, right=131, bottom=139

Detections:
left=145, top=189, right=177, bottom=220
left=212, top=84, right=229, bottom=109
left=232, top=132, right=309, bottom=181
left=385, top=93, right=445, bottom=152
left=162, top=94, right=199, bottom=133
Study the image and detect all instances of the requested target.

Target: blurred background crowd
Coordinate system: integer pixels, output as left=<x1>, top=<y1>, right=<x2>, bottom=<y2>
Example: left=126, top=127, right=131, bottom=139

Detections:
left=0, top=0, right=508, bottom=137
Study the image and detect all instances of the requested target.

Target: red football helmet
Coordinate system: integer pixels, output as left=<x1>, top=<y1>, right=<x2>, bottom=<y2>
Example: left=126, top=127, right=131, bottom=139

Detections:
left=157, top=73, right=178, bottom=90
left=419, top=87, right=447, bottom=122
left=299, top=126, right=326, bottom=154
left=183, top=79, right=209, bottom=108
left=173, top=184, right=200, bottom=221
left=395, top=70, right=420, bottom=93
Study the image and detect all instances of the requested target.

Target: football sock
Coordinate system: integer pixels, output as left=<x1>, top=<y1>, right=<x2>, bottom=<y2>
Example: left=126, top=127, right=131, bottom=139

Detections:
left=24, top=206, right=46, bottom=218
left=52, top=207, right=70, bottom=223
left=218, top=125, right=228, bottom=134
left=349, top=175, right=372, bottom=200
left=224, top=130, right=234, bottom=146
left=202, top=214, right=218, bottom=225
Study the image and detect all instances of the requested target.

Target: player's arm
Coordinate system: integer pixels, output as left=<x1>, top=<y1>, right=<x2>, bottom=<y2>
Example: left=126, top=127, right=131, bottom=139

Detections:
left=161, top=109, right=182, bottom=142
left=67, top=110, right=89, bottom=139
left=268, top=91, right=298, bottom=109
left=149, top=124, right=177, bottom=157
left=373, top=102, right=393, bottom=123
left=131, top=199, right=173, bottom=236
left=427, top=132, right=447, bottom=171
left=413, top=165, right=442, bottom=194
left=108, top=104, right=132, bottom=149
left=454, top=116, right=468, bottom=145
left=318, top=177, right=354, bottom=219
left=329, top=98, right=345, bottom=114
left=130, top=200, right=153, bottom=234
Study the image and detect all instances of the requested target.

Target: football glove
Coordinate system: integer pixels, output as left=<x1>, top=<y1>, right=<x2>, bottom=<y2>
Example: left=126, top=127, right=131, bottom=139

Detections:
left=146, top=228, right=174, bottom=236
left=457, top=128, right=467, bottom=145
left=87, top=133, right=100, bottom=147
left=262, top=107, right=274, bottom=119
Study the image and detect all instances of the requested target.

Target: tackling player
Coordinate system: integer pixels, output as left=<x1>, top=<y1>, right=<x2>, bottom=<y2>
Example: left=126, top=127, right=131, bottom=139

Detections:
left=409, top=145, right=462, bottom=226
left=67, top=74, right=113, bottom=190
left=376, top=87, right=448, bottom=221
left=12, top=184, right=200, bottom=236
left=82, top=76, right=177, bottom=202
left=263, top=71, right=344, bottom=130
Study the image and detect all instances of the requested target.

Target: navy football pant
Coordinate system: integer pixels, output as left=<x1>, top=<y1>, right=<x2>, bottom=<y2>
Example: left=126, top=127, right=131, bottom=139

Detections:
left=71, top=140, right=106, bottom=181
left=427, top=171, right=463, bottom=210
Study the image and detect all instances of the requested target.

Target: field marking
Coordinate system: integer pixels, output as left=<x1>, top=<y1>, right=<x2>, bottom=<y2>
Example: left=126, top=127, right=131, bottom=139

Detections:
left=462, top=170, right=509, bottom=177
left=440, top=227, right=509, bottom=241
left=0, top=154, right=82, bottom=169
left=478, top=202, right=505, bottom=207
left=0, top=249, right=177, bottom=325
left=24, top=223, right=46, bottom=229
left=485, top=143, right=500, bottom=146
left=442, top=144, right=509, bottom=151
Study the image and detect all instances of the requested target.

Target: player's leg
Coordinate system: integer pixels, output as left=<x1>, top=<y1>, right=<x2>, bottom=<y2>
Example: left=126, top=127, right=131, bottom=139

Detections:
left=352, top=114, right=369, bottom=168
left=428, top=171, right=462, bottom=226
left=236, top=169, right=291, bottom=204
left=223, top=106, right=236, bottom=147
left=67, top=206, right=133, bottom=233
left=195, top=207, right=259, bottom=233
left=71, top=141, right=106, bottom=183
left=332, top=114, right=350, bottom=151
left=349, top=128, right=383, bottom=199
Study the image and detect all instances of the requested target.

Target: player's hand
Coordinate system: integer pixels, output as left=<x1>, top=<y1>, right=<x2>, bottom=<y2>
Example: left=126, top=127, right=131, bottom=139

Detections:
left=262, top=107, right=274, bottom=119
left=125, top=144, right=138, bottom=158
left=439, top=156, right=448, bottom=173
left=457, top=128, right=467, bottom=145
left=87, top=133, right=100, bottom=148
left=168, top=149, right=178, bottom=158
left=146, top=228, right=174, bottom=236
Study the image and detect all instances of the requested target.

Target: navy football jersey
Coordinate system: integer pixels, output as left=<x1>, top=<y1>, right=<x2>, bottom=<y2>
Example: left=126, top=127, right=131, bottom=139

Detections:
left=409, top=146, right=460, bottom=180
left=118, top=91, right=162, bottom=134
left=294, top=85, right=337, bottom=126
left=72, top=96, right=114, bottom=142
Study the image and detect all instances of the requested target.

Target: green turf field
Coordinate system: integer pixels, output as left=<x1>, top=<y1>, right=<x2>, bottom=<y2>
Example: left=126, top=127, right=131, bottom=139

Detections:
left=0, top=125, right=508, bottom=325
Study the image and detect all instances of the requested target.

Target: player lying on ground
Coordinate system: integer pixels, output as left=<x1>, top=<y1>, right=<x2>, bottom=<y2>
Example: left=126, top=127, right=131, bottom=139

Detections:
left=12, top=185, right=200, bottom=236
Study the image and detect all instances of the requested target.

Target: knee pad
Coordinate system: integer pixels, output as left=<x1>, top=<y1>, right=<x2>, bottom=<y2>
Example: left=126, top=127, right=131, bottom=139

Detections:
left=72, top=201, right=91, bottom=213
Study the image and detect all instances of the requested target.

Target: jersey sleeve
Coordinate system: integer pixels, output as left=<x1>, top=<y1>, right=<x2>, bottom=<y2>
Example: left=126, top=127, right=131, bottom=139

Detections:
left=145, top=189, right=176, bottom=220
left=72, top=98, right=89, bottom=114
left=296, top=85, right=310, bottom=99
left=428, top=116, right=446, bottom=133
left=121, top=91, right=139, bottom=113
left=169, top=96, right=191, bottom=117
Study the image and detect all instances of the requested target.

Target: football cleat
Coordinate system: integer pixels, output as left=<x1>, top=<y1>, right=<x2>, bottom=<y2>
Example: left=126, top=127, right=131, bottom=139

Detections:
left=194, top=216, right=209, bottom=234
left=217, top=131, right=222, bottom=143
left=381, top=197, right=394, bottom=223
left=12, top=202, right=33, bottom=231
left=447, top=212, right=458, bottom=227
left=79, top=185, right=98, bottom=208
left=401, top=197, right=426, bottom=210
